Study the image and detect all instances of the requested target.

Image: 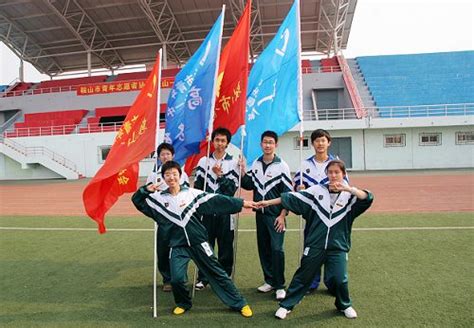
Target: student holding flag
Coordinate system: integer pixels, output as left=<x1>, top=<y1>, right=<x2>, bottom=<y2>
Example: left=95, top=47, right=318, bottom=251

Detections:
left=132, top=161, right=254, bottom=317
left=145, top=142, right=189, bottom=292
left=240, top=131, right=293, bottom=300
left=193, top=127, right=240, bottom=290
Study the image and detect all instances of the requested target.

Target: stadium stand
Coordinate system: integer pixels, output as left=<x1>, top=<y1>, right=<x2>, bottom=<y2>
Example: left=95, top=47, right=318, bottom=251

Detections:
left=2, top=82, right=33, bottom=97
left=6, top=109, right=88, bottom=137
left=0, top=85, right=8, bottom=93
left=33, top=75, right=108, bottom=94
left=357, top=51, right=474, bottom=117
left=320, top=57, right=341, bottom=72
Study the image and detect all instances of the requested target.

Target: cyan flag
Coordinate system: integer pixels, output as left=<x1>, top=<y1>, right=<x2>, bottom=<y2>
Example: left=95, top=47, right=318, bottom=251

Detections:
left=164, top=11, right=224, bottom=164
left=233, top=0, right=302, bottom=164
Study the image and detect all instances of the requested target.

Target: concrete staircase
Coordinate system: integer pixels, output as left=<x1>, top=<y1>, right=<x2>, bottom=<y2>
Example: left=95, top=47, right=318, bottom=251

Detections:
left=0, top=136, right=83, bottom=180
left=347, top=58, right=378, bottom=116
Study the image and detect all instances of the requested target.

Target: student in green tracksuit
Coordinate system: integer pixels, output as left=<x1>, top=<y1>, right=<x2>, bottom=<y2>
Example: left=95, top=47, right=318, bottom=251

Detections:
left=146, top=142, right=189, bottom=292
left=194, top=127, right=240, bottom=289
left=259, top=160, right=374, bottom=320
left=132, top=161, right=254, bottom=317
left=240, top=130, right=293, bottom=301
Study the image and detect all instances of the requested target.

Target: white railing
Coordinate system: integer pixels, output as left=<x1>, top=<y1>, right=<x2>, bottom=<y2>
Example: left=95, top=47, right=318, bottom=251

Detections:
left=1, top=103, right=472, bottom=138
left=302, top=66, right=342, bottom=74
left=0, top=136, right=78, bottom=172
left=366, top=103, right=474, bottom=118
left=2, top=121, right=166, bottom=138
left=1, top=67, right=342, bottom=97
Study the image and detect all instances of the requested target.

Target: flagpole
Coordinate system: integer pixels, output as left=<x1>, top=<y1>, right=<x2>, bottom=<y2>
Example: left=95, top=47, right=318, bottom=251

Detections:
left=231, top=125, right=246, bottom=280
left=192, top=4, right=226, bottom=299
left=295, top=0, right=305, bottom=261
left=152, top=48, right=163, bottom=318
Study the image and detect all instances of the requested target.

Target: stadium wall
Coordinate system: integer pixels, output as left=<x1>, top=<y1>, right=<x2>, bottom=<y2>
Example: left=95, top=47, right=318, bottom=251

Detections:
left=281, top=126, right=473, bottom=171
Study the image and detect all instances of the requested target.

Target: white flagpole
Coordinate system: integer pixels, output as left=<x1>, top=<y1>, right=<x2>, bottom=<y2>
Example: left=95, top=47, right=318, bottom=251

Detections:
left=295, top=0, right=305, bottom=261
left=231, top=125, right=246, bottom=280
left=192, top=4, right=226, bottom=298
left=152, top=48, right=163, bottom=318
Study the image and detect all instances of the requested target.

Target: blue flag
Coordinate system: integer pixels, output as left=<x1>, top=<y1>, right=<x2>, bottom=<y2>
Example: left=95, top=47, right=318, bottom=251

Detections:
left=164, top=11, right=224, bottom=164
left=233, top=0, right=302, bottom=164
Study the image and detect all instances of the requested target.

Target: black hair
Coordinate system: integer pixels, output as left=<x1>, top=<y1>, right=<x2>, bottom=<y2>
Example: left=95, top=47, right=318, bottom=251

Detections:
left=325, top=159, right=346, bottom=175
left=157, top=142, right=175, bottom=156
left=161, top=160, right=182, bottom=178
left=310, top=129, right=332, bottom=143
left=261, top=130, right=278, bottom=143
left=211, top=127, right=232, bottom=143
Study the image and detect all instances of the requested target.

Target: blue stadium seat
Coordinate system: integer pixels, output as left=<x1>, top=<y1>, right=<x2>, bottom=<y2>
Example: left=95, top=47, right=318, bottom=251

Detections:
left=357, top=51, right=474, bottom=117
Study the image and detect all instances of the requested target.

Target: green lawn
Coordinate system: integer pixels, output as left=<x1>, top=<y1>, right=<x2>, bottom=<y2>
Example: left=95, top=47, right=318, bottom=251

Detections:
left=1, top=213, right=473, bottom=327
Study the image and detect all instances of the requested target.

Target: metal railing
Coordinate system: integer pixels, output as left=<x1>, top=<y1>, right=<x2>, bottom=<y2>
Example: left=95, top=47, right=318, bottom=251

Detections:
left=1, top=66, right=343, bottom=97
left=1, top=103, right=472, bottom=139
left=302, top=66, right=342, bottom=74
left=366, top=103, right=474, bottom=118
left=0, top=136, right=78, bottom=172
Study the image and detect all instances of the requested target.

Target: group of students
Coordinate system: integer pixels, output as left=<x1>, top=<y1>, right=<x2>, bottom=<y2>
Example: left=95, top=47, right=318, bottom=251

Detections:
left=132, top=128, right=374, bottom=320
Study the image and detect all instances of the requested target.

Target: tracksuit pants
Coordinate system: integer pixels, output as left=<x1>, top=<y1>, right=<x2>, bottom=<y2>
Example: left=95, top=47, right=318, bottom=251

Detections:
left=170, top=244, right=247, bottom=311
left=156, top=226, right=171, bottom=284
left=280, top=248, right=351, bottom=311
left=198, top=213, right=234, bottom=283
left=256, top=212, right=285, bottom=290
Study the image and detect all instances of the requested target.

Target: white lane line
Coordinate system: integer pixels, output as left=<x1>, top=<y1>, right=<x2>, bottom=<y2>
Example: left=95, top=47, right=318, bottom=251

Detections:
left=1, top=226, right=473, bottom=232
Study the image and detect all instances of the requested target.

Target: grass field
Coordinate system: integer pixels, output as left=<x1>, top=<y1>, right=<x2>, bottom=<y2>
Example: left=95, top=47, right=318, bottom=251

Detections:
left=1, top=212, right=473, bottom=327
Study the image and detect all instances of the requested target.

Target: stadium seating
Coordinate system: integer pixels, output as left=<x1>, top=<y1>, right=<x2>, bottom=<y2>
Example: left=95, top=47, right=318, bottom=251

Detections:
left=302, top=60, right=312, bottom=73
left=79, top=104, right=167, bottom=133
left=33, top=76, right=108, bottom=94
left=5, top=109, right=88, bottom=137
left=320, top=57, right=341, bottom=72
left=2, top=82, right=33, bottom=97
left=113, top=68, right=181, bottom=82
left=357, top=51, right=474, bottom=117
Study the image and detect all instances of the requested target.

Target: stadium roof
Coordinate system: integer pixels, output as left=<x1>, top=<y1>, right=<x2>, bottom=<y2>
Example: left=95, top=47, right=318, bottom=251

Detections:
left=0, top=0, right=357, bottom=76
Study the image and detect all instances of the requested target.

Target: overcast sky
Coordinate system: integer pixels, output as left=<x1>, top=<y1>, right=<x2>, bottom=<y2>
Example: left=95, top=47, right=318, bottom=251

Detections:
left=0, top=0, right=473, bottom=84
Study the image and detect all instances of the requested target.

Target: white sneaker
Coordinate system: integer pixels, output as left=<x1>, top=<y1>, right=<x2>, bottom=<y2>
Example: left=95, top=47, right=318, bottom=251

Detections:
left=257, top=283, right=274, bottom=293
left=276, top=289, right=286, bottom=300
left=342, top=306, right=358, bottom=319
left=195, top=281, right=206, bottom=290
left=275, top=307, right=291, bottom=319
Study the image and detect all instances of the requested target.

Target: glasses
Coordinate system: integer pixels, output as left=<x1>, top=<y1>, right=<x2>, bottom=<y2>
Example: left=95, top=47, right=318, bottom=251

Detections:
left=262, top=141, right=276, bottom=145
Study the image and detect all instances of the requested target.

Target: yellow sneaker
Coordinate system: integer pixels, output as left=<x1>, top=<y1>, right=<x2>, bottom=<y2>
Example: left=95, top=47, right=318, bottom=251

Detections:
left=240, top=305, right=253, bottom=318
left=173, top=307, right=186, bottom=315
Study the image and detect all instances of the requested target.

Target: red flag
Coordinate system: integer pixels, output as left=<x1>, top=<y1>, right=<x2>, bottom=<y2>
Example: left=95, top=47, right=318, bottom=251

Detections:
left=185, top=0, right=251, bottom=175
left=83, top=54, right=161, bottom=233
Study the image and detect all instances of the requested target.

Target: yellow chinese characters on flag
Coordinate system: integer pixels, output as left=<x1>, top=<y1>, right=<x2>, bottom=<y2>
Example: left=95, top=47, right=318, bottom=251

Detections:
left=82, top=55, right=161, bottom=233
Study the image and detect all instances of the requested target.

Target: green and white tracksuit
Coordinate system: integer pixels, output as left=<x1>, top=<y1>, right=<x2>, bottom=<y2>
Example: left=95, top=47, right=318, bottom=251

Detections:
left=241, top=155, right=293, bottom=290
left=278, top=185, right=374, bottom=311
left=293, top=154, right=347, bottom=290
left=146, top=167, right=189, bottom=284
left=194, top=153, right=239, bottom=282
left=132, top=185, right=247, bottom=311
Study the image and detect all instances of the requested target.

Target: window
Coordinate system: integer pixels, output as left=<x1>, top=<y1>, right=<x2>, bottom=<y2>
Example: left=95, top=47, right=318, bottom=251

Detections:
left=419, top=133, right=441, bottom=146
left=294, top=137, right=310, bottom=150
left=456, top=131, right=474, bottom=145
left=98, top=146, right=111, bottom=163
left=384, top=134, right=406, bottom=147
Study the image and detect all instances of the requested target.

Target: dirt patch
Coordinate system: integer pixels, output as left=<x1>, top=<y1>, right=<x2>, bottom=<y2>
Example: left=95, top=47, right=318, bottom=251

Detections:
left=1, top=173, right=473, bottom=217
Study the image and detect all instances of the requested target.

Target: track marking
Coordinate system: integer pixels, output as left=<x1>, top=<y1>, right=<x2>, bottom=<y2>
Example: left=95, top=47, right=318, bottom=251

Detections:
left=1, top=226, right=473, bottom=232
